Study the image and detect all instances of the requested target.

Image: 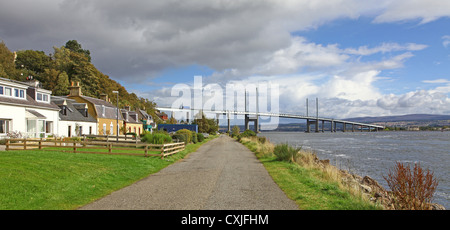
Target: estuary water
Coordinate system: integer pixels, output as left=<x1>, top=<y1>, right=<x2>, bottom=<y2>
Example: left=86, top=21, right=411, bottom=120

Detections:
left=258, top=131, right=450, bottom=209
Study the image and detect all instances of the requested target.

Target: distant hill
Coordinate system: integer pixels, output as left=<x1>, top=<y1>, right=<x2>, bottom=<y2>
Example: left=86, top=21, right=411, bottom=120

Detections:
left=345, top=114, right=450, bottom=123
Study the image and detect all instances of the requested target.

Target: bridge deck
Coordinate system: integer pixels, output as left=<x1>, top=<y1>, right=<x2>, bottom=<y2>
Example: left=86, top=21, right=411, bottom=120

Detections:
left=156, top=107, right=385, bottom=129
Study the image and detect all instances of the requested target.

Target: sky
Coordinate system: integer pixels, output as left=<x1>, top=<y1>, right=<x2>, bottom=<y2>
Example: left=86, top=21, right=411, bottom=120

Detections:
left=1, top=0, right=450, bottom=121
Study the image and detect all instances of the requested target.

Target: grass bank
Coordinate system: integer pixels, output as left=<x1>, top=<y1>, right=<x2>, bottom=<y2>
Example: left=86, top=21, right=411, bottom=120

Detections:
left=0, top=135, right=216, bottom=210
left=239, top=136, right=380, bottom=210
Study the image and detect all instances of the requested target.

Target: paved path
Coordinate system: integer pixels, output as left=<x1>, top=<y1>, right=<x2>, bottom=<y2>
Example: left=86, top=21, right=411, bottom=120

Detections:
left=79, top=135, right=298, bottom=210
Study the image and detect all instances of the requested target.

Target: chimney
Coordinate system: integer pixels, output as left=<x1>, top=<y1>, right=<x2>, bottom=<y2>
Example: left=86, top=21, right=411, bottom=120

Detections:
left=100, top=93, right=108, bottom=102
left=124, top=105, right=131, bottom=111
left=68, top=82, right=82, bottom=96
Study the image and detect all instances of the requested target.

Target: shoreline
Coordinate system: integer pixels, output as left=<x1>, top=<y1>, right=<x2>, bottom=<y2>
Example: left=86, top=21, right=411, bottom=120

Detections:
left=238, top=135, right=446, bottom=210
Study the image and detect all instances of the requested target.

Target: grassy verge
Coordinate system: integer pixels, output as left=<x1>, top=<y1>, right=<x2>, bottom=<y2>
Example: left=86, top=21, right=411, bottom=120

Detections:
left=239, top=136, right=380, bottom=210
left=0, top=135, right=216, bottom=210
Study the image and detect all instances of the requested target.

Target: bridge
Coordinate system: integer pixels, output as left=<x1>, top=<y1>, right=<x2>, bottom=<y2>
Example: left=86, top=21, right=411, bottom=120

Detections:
left=155, top=107, right=385, bottom=133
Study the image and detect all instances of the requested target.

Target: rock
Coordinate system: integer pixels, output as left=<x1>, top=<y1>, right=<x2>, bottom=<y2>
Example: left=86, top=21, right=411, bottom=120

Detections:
left=360, top=184, right=372, bottom=193
left=431, top=203, right=446, bottom=210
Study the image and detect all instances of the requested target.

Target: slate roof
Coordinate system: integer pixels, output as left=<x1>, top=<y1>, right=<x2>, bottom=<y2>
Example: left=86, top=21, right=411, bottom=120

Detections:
left=0, top=94, right=60, bottom=110
left=52, top=96, right=97, bottom=122
left=121, top=109, right=141, bottom=124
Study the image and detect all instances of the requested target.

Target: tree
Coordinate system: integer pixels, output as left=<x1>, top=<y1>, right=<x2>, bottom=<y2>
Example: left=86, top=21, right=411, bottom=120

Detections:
left=53, top=71, right=69, bottom=95
left=0, top=41, right=19, bottom=79
left=231, top=125, right=240, bottom=137
left=65, top=40, right=91, bottom=62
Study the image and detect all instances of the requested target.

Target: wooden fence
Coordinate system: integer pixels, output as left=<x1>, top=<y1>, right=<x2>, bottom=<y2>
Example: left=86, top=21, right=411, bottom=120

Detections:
left=4, top=138, right=185, bottom=159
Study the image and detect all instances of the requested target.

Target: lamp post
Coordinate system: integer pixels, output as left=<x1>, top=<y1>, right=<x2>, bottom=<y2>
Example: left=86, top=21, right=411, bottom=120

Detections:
left=112, top=91, right=119, bottom=142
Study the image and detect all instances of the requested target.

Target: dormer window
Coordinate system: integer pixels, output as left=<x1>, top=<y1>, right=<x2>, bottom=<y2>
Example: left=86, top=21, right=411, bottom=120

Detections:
left=36, top=92, right=49, bottom=102
left=0, top=85, right=26, bottom=99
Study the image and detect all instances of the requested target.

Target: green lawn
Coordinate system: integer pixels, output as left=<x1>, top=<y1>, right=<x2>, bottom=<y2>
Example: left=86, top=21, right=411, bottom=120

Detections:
left=0, top=136, right=215, bottom=210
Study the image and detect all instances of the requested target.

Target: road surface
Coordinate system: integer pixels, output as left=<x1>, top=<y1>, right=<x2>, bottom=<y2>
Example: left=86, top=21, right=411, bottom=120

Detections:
left=79, top=135, right=298, bottom=210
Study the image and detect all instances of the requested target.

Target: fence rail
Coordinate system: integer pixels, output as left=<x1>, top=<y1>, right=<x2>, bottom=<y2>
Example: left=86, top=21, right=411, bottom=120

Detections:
left=4, top=138, right=184, bottom=159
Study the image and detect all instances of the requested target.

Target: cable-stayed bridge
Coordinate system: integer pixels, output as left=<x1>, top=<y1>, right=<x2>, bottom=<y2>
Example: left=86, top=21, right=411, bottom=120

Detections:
left=156, top=107, right=385, bottom=133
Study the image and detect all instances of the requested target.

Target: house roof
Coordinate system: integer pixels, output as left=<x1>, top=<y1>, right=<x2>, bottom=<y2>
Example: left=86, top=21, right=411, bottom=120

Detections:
left=121, top=109, right=141, bottom=124
left=52, top=96, right=97, bottom=122
left=0, top=94, right=60, bottom=111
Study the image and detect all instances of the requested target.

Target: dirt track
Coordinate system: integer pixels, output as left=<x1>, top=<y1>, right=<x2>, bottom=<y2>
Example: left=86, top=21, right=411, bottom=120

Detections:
left=79, top=135, right=298, bottom=210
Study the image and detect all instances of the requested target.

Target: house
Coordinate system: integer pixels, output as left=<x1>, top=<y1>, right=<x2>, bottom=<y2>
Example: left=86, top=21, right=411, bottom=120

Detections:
left=121, top=106, right=143, bottom=135
left=155, top=110, right=168, bottom=121
left=0, top=77, right=60, bottom=138
left=51, top=96, right=98, bottom=137
left=137, top=109, right=155, bottom=132
left=66, top=82, right=124, bottom=135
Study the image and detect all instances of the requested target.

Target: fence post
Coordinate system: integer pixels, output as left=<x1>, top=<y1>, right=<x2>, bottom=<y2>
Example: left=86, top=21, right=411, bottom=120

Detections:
left=24, top=139, right=27, bottom=150
left=108, top=143, right=112, bottom=153
left=5, top=139, right=9, bottom=151
left=145, top=145, right=148, bottom=157
left=39, top=140, right=42, bottom=150
left=161, top=144, right=165, bottom=159
left=73, top=142, right=77, bottom=153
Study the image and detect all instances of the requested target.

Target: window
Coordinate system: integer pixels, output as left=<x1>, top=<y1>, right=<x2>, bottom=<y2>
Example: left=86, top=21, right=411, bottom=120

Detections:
left=103, top=123, right=106, bottom=135
left=19, top=90, right=24, bottom=98
left=110, top=122, right=114, bottom=135
left=37, top=93, right=42, bottom=101
left=89, top=126, right=92, bottom=135
left=0, top=86, right=3, bottom=95
left=68, top=125, right=71, bottom=137
left=43, top=94, right=48, bottom=102
left=5, top=87, right=11, bottom=96
left=14, top=89, right=19, bottom=97
left=45, top=121, right=53, bottom=133
left=0, top=119, right=11, bottom=134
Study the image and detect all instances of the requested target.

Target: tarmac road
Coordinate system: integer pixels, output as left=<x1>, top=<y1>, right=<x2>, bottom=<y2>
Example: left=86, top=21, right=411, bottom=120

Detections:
left=79, top=135, right=298, bottom=210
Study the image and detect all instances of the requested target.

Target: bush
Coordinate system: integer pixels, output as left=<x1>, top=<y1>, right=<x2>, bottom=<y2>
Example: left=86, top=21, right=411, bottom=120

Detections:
left=273, top=143, right=301, bottom=162
left=192, top=132, right=198, bottom=144
left=237, top=129, right=256, bottom=141
left=141, top=133, right=172, bottom=144
left=383, top=162, right=439, bottom=210
left=231, top=125, right=240, bottom=137
left=176, top=129, right=193, bottom=144
left=197, top=133, right=205, bottom=142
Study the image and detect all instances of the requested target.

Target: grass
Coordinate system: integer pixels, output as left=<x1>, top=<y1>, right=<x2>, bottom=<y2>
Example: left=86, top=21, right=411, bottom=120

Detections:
left=239, top=136, right=379, bottom=210
left=0, top=136, right=216, bottom=210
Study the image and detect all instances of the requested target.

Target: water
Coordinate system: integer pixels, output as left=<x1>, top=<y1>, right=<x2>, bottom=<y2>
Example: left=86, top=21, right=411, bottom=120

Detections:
left=259, top=131, right=450, bottom=209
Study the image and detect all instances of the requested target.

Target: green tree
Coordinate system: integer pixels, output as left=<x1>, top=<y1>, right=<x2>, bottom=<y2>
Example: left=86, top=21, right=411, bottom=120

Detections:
left=231, top=125, right=240, bottom=137
left=53, top=71, right=69, bottom=95
left=15, top=50, right=51, bottom=75
left=65, top=40, right=91, bottom=62
left=0, top=41, right=19, bottom=79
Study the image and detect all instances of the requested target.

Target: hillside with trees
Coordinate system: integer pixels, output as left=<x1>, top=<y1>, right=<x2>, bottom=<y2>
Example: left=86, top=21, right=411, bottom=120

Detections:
left=0, top=40, right=162, bottom=122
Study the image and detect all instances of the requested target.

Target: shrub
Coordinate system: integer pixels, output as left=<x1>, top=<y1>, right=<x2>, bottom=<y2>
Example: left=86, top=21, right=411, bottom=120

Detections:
left=141, top=133, right=172, bottom=144
left=176, top=129, right=193, bottom=143
left=237, top=129, right=256, bottom=141
left=383, top=162, right=439, bottom=210
left=192, top=132, right=198, bottom=144
left=231, top=125, right=240, bottom=137
left=273, top=143, right=301, bottom=162
left=197, top=133, right=205, bottom=142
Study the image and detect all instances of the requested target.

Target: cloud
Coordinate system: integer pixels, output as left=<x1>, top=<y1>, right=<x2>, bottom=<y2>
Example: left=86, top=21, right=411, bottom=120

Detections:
left=373, top=0, right=450, bottom=24
left=443, top=35, right=450, bottom=48
left=423, top=79, right=450, bottom=84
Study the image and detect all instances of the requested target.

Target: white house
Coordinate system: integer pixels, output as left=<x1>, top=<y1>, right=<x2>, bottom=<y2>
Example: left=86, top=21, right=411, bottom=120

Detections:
left=0, top=77, right=60, bottom=138
left=52, top=96, right=98, bottom=137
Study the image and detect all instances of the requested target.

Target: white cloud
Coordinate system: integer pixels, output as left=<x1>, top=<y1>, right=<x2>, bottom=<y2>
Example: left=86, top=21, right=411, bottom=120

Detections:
left=443, top=35, right=450, bottom=48
left=423, top=79, right=450, bottom=84
left=373, top=0, right=450, bottom=24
